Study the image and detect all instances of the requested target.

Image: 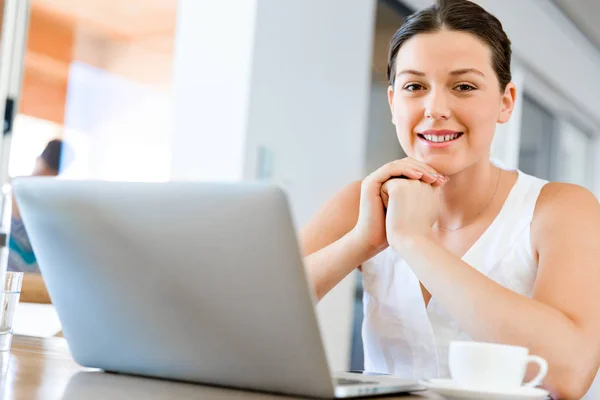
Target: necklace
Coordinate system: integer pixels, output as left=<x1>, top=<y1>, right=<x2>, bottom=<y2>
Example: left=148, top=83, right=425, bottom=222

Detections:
left=435, top=167, right=502, bottom=232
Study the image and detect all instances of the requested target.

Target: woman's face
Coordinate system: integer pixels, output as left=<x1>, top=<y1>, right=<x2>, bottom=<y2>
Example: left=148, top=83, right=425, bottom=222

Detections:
left=388, top=29, right=516, bottom=175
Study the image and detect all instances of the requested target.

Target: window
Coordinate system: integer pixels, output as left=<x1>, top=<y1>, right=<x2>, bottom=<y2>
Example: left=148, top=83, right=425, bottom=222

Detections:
left=556, top=120, right=595, bottom=190
left=518, top=94, right=557, bottom=181
left=518, top=92, right=597, bottom=191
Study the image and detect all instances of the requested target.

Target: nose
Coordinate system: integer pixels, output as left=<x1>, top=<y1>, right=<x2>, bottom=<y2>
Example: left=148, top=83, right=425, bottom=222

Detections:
left=424, top=88, right=451, bottom=120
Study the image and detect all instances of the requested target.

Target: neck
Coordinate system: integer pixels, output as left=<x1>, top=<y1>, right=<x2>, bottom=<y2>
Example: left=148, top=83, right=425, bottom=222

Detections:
left=436, top=159, right=500, bottom=231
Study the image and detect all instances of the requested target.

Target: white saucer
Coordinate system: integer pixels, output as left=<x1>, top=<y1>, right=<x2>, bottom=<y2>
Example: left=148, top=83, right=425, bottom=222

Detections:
left=420, top=379, right=550, bottom=400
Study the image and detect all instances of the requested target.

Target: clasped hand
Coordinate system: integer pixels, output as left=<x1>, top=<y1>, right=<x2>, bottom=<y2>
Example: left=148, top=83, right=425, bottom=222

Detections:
left=381, top=177, right=442, bottom=246
left=351, top=157, right=447, bottom=257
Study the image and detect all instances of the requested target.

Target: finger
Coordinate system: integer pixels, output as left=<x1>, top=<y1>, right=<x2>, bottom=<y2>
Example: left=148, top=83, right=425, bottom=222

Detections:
left=392, top=168, right=424, bottom=181
left=402, top=160, right=446, bottom=184
left=380, top=179, right=392, bottom=197
left=380, top=187, right=389, bottom=208
left=380, top=179, right=401, bottom=207
left=436, top=174, right=451, bottom=187
left=406, top=160, right=451, bottom=187
left=418, top=172, right=438, bottom=185
left=364, top=160, right=446, bottom=200
left=404, top=158, right=441, bottom=178
left=367, top=160, right=434, bottom=188
left=381, top=176, right=412, bottom=196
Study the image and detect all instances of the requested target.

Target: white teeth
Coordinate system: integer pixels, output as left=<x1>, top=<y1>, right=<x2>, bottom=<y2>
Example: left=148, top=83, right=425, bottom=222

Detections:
left=422, top=133, right=460, bottom=143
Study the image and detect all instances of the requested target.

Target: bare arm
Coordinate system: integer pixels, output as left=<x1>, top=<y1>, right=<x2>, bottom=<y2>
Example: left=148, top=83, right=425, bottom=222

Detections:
left=387, top=182, right=600, bottom=399
left=301, top=181, right=370, bottom=301
left=301, top=158, right=445, bottom=301
left=300, top=182, right=361, bottom=256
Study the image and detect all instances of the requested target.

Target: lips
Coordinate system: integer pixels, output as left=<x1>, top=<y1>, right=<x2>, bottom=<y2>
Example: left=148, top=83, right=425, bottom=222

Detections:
left=418, top=130, right=463, bottom=144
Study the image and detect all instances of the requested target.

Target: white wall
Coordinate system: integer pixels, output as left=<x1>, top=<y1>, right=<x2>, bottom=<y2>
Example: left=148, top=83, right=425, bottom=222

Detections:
left=241, top=0, right=376, bottom=225
left=243, top=0, right=377, bottom=371
left=172, top=0, right=377, bottom=371
left=170, top=0, right=257, bottom=182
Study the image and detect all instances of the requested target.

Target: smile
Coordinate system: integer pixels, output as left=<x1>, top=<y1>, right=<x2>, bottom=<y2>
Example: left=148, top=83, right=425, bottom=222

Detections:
left=417, top=131, right=464, bottom=146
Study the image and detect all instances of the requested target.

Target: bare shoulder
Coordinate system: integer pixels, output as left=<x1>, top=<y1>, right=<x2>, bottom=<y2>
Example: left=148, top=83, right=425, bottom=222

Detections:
left=299, top=180, right=362, bottom=256
left=535, top=182, right=599, bottom=218
left=532, top=182, right=600, bottom=250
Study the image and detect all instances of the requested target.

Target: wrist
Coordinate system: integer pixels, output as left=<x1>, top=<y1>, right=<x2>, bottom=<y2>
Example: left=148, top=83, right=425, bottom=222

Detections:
left=389, top=232, right=434, bottom=255
left=345, top=229, right=385, bottom=262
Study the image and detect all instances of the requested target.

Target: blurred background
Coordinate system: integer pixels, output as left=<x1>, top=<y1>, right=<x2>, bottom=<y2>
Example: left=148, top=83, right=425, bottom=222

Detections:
left=0, top=0, right=598, bottom=375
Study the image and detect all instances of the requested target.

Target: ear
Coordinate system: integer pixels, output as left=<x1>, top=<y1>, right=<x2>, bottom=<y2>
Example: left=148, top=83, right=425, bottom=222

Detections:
left=388, top=85, right=396, bottom=125
left=497, top=82, right=517, bottom=124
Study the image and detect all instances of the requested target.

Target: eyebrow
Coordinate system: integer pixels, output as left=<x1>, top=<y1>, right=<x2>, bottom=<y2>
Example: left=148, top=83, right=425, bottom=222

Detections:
left=396, top=69, right=426, bottom=77
left=449, top=68, right=485, bottom=77
left=395, top=68, right=485, bottom=78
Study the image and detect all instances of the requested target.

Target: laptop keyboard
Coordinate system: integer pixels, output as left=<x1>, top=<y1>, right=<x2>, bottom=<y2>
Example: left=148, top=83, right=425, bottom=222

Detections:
left=336, top=378, right=378, bottom=386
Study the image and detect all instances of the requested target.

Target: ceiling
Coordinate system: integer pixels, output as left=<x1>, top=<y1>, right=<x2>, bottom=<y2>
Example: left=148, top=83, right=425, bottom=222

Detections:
left=551, top=0, right=600, bottom=52
left=27, top=0, right=600, bottom=53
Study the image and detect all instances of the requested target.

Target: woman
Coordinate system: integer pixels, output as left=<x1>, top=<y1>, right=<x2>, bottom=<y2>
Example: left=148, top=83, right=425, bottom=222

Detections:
left=301, top=0, right=600, bottom=398
left=9, top=139, right=71, bottom=303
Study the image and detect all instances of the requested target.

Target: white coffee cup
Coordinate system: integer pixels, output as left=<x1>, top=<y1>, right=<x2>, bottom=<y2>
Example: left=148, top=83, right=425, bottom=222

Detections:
left=449, top=341, right=548, bottom=391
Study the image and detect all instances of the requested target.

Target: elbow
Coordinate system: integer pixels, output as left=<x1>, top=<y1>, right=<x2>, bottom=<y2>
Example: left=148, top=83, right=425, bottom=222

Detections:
left=547, top=364, right=597, bottom=400
left=551, top=378, right=590, bottom=400
left=308, top=273, right=325, bottom=302
left=313, top=288, right=325, bottom=303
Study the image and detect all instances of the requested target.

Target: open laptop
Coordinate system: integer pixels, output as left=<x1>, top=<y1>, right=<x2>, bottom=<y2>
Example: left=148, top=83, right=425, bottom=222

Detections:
left=13, top=178, right=424, bottom=398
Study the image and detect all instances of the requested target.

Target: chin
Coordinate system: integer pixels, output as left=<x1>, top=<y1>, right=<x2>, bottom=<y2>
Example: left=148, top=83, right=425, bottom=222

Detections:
left=416, top=155, right=463, bottom=176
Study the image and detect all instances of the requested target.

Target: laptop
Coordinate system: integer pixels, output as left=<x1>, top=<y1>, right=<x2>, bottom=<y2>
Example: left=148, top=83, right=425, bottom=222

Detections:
left=13, top=178, right=424, bottom=398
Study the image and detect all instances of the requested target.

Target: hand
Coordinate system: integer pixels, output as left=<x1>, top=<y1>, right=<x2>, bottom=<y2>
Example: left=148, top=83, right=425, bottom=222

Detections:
left=382, top=178, right=442, bottom=252
left=350, top=158, right=446, bottom=258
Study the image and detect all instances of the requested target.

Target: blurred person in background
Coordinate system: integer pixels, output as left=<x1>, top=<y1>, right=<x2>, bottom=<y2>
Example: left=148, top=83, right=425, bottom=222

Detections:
left=301, top=0, right=600, bottom=398
left=9, top=138, right=72, bottom=303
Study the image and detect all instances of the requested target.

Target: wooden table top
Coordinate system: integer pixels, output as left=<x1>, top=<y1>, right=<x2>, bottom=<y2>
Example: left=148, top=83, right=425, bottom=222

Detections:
left=1, top=335, right=442, bottom=400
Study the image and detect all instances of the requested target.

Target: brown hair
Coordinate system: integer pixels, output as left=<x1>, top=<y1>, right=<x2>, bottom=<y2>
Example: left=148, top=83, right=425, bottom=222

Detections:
left=387, top=0, right=512, bottom=91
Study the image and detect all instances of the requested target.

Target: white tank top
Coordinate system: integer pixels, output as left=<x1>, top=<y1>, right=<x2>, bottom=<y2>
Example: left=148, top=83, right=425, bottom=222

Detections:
left=361, top=168, right=548, bottom=379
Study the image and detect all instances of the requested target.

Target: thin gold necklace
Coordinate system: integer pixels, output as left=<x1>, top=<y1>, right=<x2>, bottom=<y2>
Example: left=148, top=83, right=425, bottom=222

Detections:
left=435, top=168, right=502, bottom=232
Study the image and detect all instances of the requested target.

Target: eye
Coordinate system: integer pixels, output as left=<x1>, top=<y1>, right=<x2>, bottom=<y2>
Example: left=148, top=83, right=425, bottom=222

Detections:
left=454, top=83, right=477, bottom=92
left=403, top=83, right=425, bottom=92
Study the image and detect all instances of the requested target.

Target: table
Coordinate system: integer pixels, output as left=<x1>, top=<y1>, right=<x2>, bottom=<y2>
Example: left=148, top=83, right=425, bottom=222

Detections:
left=0, top=336, right=443, bottom=400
